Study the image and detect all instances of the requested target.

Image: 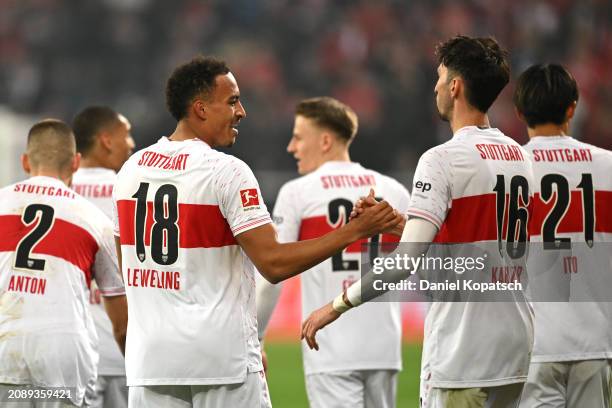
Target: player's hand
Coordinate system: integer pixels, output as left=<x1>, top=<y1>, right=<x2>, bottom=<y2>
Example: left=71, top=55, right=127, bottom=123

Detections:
left=350, top=200, right=403, bottom=239
left=301, top=302, right=341, bottom=351
left=349, top=188, right=378, bottom=221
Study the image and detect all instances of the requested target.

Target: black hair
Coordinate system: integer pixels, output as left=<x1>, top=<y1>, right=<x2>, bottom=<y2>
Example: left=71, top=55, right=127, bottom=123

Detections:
left=436, top=35, right=510, bottom=113
left=72, top=106, right=119, bottom=154
left=165, top=56, right=230, bottom=121
left=514, top=63, right=579, bottom=127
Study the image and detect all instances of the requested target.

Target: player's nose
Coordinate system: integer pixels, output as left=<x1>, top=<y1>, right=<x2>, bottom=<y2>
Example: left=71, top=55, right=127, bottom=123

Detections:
left=236, top=101, right=246, bottom=119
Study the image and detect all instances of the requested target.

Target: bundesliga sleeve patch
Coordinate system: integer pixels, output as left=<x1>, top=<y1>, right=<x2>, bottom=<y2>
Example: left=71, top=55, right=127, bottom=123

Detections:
left=240, top=188, right=260, bottom=208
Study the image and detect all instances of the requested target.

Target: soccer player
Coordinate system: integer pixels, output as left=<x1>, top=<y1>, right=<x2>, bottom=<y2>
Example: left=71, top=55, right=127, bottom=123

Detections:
left=112, top=56, right=401, bottom=407
left=0, top=119, right=127, bottom=407
left=256, top=97, right=410, bottom=408
left=302, top=36, right=535, bottom=408
left=514, top=64, right=612, bottom=407
left=71, top=106, right=134, bottom=408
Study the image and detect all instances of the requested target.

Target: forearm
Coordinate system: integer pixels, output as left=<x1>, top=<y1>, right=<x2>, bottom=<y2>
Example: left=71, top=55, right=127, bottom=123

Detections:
left=261, top=224, right=360, bottom=283
left=103, top=294, right=128, bottom=355
left=256, top=274, right=283, bottom=339
left=341, top=218, right=438, bottom=308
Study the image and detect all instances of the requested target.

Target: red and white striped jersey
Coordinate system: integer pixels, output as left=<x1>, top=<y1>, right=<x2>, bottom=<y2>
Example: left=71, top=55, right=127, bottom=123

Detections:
left=72, top=167, right=125, bottom=376
left=406, top=126, right=535, bottom=388
left=273, top=161, right=409, bottom=374
left=113, top=137, right=271, bottom=386
left=72, top=168, right=115, bottom=218
left=525, top=136, right=612, bottom=362
left=0, top=176, right=124, bottom=406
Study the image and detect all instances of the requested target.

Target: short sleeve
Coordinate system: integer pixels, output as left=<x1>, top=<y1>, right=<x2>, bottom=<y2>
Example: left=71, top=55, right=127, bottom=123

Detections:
left=111, top=188, right=120, bottom=237
left=93, top=218, right=125, bottom=297
left=272, top=182, right=301, bottom=243
left=216, top=158, right=272, bottom=236
left=405, top=148, right=451, bottom=229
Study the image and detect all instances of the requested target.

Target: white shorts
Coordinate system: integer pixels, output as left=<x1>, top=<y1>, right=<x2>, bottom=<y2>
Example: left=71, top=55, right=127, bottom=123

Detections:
left=519, top=360, right=611, bottom=408
left=128, top=371, right=271, bottom=408
left=420, top=381, right=523, bottom=408
left=305, top=369, right=398, bottom=408
left=89, top=375, right=128, bottom=408
left=0, top=384, right=78, bottom=407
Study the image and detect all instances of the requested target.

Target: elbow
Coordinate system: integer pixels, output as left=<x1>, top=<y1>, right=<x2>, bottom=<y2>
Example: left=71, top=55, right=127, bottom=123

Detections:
left=260, top=268, right=283, bottom=284
left=257, top=254, right=290, bottom=284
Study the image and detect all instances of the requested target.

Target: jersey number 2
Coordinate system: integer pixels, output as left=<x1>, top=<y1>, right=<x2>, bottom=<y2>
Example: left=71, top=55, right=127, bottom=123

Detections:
left=14, top=204, right=55, bottom=271
left=132, top=182, right=179, bottom=265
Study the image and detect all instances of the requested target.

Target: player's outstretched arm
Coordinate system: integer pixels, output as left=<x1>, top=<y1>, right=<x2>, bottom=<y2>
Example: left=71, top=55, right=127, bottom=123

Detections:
left=302, top=217, right=437, bottom=350
left=103, top=294, right=128, bottom=355
left=350, top=188, right=406, bottom=236
left=237, top=200, right=402, bottom=284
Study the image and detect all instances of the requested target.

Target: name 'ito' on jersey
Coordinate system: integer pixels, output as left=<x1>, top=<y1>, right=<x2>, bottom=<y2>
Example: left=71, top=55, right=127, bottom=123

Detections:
left=113, top=137, right=271, bottom=386
left=273, top=161, right=410, bottom=375
left=0, top=176, right=124, bottom=406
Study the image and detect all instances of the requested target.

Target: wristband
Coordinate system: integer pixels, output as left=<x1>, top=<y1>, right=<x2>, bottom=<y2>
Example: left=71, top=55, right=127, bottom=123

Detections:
left=332, top=290, right=353, bottom=313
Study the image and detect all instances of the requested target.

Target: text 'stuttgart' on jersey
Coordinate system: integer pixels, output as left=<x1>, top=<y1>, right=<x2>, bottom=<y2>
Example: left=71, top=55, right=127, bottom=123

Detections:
left=405, top=126, right=535, bottom=388
left=272, top=161, right=410, bottom=375
left=72, top=167, right=126, bottom=376
left=0, top=176, right=125, bottom=406
left=113, top=137, right=271, bottom=386
left=524, top=136, right=612, bottom=363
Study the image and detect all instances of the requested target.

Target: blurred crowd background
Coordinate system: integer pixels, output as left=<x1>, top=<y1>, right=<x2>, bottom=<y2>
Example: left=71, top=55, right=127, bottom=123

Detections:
left=1, top=0, right=611, bottom=197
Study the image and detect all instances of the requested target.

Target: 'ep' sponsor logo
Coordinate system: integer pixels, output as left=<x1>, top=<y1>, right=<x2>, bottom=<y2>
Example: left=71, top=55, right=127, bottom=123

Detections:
left=415, top=181, right=432, bottom=192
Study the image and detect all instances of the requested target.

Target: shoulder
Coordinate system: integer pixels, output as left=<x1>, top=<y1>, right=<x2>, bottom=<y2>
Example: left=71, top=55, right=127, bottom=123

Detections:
left=363, top=167, right=408, bottom=195
left=417, top=143, right=454, bottom=169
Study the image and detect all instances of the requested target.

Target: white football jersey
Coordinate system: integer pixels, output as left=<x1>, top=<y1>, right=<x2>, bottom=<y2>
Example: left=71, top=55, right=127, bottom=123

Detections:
left=273, top=161, right=409, bottom=375
left=406, top=126, right=535, bottom=388
left=525, top=136, right=612, bottom=362
left=113, top=137, right=271, bottom=386
left=0, top=176, right=124, bottom=406
left=72, top=167, right=126, bottom=376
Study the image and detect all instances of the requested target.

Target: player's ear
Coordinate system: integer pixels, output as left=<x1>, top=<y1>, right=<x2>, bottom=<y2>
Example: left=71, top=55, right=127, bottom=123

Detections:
left=450, top=77, right=460, bottom=99
left=514, top=107, right=525, bottom=123
left=565, top=101, right=577, bottom=121
left=320, top=132, right=333, bottom=153
left=193, top=99, right=207, bottom=121
left=99, top=131, right=113, bottom=151
left=21, top=153, right=31, bottom=174
left=72, top=152, right=81, bottom=174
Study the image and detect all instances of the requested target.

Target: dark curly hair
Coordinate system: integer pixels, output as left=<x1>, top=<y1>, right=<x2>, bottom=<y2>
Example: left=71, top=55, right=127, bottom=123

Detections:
left=165, top=56, right=230, bottom=121
left=514, top=64, right=578, bottom=128
left=436, top=36, right=510, bottom=113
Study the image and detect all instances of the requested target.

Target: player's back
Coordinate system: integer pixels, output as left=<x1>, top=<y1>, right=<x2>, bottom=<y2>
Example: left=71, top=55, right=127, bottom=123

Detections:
left=114, top=137, right=270, bottom=386
left=525, top=136, right=612, bottom=361
left=0, top=175, right=123, bottom=405
left=275, top=161, right=409, bottom=374
left=407, top=126, right=535, bottom=387
left=72, top=167, right=126, bottom=379
left=72, top=167, right=116, bottom=218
